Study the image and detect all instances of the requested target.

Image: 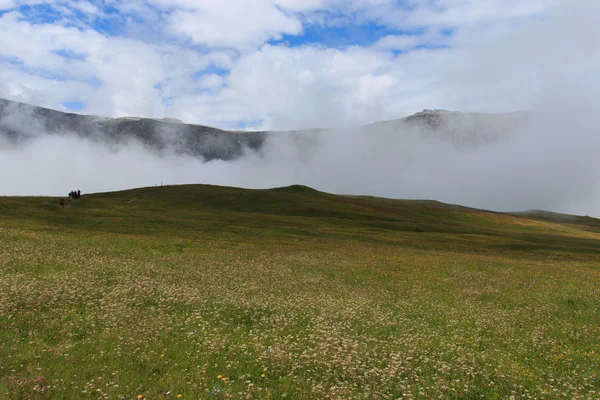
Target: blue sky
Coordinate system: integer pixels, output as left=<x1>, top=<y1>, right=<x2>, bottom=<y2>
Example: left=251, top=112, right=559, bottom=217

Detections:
left=0, top=0, right=565, bottom=130
left=11, top=1, right=425, bottom=50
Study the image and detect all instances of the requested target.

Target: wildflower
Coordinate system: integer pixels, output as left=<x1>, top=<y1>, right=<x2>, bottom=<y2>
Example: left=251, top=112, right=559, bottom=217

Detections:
left=217, top=375, right=222, bottom=379
left=137, top=396, right=143, bottom=399
left=177, top=395, right=182, bottom=398
left=160, top=354, right=164, bottom=358
left=261, top=374, right=266, bottom=378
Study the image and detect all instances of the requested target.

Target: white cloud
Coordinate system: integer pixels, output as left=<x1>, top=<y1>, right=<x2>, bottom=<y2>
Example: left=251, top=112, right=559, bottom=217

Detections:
left=0, top=10, right=238, bottom=118
left=195, top=73, right=224, bottom=91
left=133, top=0, right=308, bottom=50
left=173, top=43, right=458, bottom=130
left=0, top=0, right=15, bottom=10
left=0, top=0, right=591, bottom=130
left=362, top=0, right=566, bottom=30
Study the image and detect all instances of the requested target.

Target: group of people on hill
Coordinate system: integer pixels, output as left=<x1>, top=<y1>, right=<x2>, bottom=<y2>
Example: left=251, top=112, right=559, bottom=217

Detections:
left=70, top=190, right=81, bottom=200
left=59, top=189, right=81, bottom=207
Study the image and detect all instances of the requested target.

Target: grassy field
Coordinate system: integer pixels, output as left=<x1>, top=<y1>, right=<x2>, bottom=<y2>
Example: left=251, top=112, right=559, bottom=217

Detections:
left=1, top=184, right=599, bottom=399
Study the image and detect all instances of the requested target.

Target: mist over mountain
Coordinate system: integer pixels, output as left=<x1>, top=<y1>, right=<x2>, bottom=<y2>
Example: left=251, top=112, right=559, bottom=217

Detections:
left=1, top=96, right=599, bottom=218
left=0, top=97, right=531, bottom=160
left=0, top=97, right=266, bottom=161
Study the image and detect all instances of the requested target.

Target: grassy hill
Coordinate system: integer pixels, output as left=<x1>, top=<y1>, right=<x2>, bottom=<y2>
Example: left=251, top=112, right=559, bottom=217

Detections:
left=1, top=185, right=599, bottom=399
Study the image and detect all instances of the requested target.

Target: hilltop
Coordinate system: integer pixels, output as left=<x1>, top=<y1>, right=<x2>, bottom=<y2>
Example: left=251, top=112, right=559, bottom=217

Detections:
left=4, top=183, right=600, bottom=254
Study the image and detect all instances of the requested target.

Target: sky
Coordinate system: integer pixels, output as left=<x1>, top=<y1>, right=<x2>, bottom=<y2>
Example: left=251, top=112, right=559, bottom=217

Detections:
left=0, top=0, right=577, bottom=131
left=2, top=0, right=600, bottom=216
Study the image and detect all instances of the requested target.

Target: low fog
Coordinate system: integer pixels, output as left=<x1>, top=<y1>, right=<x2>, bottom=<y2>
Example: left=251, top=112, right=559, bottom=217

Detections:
left=1, top=0, right=599, bottom=217
left=1, top=101, right=600, bottom=217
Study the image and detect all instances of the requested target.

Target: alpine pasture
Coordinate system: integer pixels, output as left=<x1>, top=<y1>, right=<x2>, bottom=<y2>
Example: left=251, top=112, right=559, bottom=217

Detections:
left=1, top=185, right=599, bottom=399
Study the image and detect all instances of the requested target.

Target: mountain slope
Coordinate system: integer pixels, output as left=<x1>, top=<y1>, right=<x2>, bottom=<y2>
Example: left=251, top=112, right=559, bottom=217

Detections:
left=2, top=183, right=600, bottom=399
left=4, top=183, right=600, bottom=255
left=364, top=109, right=532, bottom=146
left=0, top=98, right=266, bottom=160
left=0, top=98, right=530, bottom=160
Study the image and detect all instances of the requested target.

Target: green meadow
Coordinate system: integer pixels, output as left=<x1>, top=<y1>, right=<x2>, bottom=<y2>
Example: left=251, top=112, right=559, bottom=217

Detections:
left=1, top=184, right=599, bottom=399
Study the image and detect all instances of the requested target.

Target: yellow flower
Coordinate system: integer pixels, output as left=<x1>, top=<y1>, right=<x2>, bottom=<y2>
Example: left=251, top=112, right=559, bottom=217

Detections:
left=217, top=375, right=222, bottom=379
left=160, top=354, right=164, bottom=358
left=137, top=396, right=143, bottom=399
left=177, top=395, right=182, bottom=398
left=221, top=377, right=227, bottom=382
left=261, top=374, right=265, bottom=378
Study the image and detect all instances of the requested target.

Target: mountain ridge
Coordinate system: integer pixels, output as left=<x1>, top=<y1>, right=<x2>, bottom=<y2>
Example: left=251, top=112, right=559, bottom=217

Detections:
left=0, top=97, right=531, bottom=161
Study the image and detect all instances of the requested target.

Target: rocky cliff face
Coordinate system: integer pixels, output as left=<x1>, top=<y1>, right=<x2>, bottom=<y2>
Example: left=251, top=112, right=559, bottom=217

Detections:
left=0, top=98, right=529, bottom=160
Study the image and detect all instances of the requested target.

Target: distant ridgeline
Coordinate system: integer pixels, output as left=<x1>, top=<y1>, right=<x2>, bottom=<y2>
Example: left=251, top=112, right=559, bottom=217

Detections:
left=0, top=98, right=266, bottom=161
left=0, top=98, right=532, bottom=161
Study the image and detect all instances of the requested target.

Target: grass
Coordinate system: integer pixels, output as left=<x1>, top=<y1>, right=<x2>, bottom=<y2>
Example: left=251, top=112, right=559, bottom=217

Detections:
left=1, top=184, right=599, bottom=399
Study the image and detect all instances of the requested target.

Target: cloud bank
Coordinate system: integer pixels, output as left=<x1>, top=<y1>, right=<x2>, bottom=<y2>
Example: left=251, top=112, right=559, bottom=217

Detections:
left=2, top=105, right=599, bottom=217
